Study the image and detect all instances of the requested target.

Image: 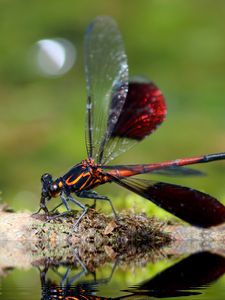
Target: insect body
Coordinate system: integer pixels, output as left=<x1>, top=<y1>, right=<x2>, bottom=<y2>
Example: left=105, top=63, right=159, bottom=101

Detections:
left=38, top=159, right=117, bottom=226
left=34, top=16, right=225, bottom=228
left=64, top=161, right=104, bottom=192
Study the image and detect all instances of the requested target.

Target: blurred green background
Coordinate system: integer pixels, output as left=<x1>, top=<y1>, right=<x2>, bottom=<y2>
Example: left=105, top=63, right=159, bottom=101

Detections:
left=1, top=1, right=225, bottom=298
left=1, top=0, right=225, bottom=217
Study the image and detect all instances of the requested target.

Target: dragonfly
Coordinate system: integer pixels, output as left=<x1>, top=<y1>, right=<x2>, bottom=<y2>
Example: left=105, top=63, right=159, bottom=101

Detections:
left=34, top=16, right=225, bottom=228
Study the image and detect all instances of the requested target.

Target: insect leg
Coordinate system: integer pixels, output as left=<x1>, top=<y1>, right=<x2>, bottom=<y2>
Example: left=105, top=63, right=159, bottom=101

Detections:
left=61, top=193, right=71, bottom=210
left=46, top=194, right=71, bottom=220
left=66, top=249, right=88, bottom=285
left=90, top=199, right=97, bottom=209
left=32, top=196, right=49, bottom=216
left=77, top=190, right=118, bottom=219
left=67, top=194, right=89, bottom=229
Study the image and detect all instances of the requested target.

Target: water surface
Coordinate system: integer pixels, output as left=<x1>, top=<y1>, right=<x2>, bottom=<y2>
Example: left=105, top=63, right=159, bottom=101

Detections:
left=1, top=250, right=224, bottom=299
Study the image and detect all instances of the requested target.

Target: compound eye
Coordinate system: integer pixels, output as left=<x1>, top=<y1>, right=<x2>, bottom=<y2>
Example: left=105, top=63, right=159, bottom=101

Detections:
left=41, top=173, right=52, bottom=183
left=50, top=183, right=58, bottom=191
left=49, top=183, right=60, bottom=197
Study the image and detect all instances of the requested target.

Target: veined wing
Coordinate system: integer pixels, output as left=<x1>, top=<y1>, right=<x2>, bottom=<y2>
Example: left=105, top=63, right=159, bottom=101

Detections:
left=99, top=79, right=167, bottom=164
left=84, top=16, right=128, bottom=162
left=84, top=17, right=166, bottom=165
left=110, top=176, right=225, bottom=227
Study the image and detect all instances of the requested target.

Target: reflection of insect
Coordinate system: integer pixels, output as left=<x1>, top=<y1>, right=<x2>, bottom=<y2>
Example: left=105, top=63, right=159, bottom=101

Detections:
left=34, top=16, right=225, bottom=228
left=39, top=254, right=117, bottom=300
left=126, top=251, right=225, bottom=298
left=39, top=251, right=225, bottom=299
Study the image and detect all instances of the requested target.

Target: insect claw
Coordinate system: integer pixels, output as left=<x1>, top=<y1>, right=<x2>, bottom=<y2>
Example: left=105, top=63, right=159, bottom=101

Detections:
left=114, top=211, right=119, bottom=221
left=31, top=207, right=42, bottom=216
left=47, top=214, right=52, bottom=220
left=32, top=204, right=49, bottom=216
left=45, top=214, right=58, bottom=223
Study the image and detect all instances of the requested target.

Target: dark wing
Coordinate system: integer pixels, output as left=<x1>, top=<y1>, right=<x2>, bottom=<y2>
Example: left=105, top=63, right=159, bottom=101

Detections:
left=97, top=79, right=167, bottom=164
left=111, top=176, right=225, bottom=227
left=84, top=16, right=128, bottom=162
left=111, top=79, right=166, bottom=140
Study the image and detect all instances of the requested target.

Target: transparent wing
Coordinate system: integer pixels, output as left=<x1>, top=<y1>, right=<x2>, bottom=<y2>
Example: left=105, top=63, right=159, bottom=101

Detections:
left=84, top=16, right=128, bottom=162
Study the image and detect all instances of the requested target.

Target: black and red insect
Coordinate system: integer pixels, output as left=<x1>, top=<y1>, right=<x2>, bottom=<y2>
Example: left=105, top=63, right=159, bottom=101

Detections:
left=34, top=16, right=225, bottom=228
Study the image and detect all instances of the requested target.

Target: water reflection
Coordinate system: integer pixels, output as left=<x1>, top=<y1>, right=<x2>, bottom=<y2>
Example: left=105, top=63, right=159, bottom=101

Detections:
left=127, top=251, right=225, bottom=298
left=38, top=251, right=225, bottom=299
left=39, top=253, right=118, bottom=299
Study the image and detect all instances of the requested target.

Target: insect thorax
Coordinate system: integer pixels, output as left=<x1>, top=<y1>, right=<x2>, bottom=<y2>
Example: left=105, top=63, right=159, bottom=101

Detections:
left=63, top=160, right=108, bottom=192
